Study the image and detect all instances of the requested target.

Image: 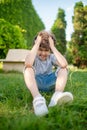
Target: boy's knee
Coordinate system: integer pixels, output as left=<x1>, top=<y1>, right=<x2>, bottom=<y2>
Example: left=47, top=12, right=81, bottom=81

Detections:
left=55, top=67, right=68, bottom=77
left=59, top=67, right=68, bottom=74
left=23, top=65, right=35, bottom=74
left=61, top=67, right=68, bottom=71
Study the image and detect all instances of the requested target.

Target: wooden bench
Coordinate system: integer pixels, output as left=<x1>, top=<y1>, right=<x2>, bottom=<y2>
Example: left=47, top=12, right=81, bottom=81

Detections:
left=0, top=49, right=29, bottom=72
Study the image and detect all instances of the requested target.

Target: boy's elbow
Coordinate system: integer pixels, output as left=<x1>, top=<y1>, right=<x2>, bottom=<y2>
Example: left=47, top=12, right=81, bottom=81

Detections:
left=25, top=52, right=32, bottom=65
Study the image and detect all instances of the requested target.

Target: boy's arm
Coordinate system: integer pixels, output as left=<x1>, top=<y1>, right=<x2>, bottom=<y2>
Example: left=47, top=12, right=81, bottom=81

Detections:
left=49, top=37, right=68, bottom=68
left=25, top=35, right=41, bottom=67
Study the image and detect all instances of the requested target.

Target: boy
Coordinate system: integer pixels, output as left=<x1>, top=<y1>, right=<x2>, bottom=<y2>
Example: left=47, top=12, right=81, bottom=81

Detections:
left=24, top=31, right=73, bottom=116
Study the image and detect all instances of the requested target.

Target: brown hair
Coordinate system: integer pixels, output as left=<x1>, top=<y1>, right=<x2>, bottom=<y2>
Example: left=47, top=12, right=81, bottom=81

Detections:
left=33, top=30, right=56, bottom=50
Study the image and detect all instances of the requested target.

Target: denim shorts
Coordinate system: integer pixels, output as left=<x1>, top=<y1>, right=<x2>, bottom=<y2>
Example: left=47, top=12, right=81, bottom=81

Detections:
left=35, top=71, right=58, bottom=92
left=23, top=66, right=61, bottom=92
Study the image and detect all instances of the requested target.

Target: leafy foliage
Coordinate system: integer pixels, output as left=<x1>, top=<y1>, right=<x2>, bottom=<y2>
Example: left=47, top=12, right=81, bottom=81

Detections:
left=67, top=1, right=87, bottom=68
left=0, top=0, right=45, bottom=48
left=51, top=8, right=67, bottom=54
left=0, top=19, right=27, bottom=58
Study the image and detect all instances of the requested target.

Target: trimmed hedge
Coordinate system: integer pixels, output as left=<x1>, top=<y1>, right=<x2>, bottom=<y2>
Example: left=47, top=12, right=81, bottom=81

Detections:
left=0, top=0, right=45, bottom=48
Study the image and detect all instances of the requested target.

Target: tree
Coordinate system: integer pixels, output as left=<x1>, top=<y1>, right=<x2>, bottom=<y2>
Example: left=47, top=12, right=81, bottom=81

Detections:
left=0, top=0, right=45, bottom=48
left=70, top=1, right=87, bottom=68
left=51, top=8, right=67, bottom=54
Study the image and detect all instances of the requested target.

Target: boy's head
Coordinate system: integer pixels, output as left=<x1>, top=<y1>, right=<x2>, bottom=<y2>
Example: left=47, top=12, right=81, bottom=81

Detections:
left=33, top=30, right=56, bottom=61
left=33, top=30, right=56, bottom=51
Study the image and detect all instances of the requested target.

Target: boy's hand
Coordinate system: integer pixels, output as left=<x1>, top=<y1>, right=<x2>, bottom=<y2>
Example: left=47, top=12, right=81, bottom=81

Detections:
left=49, top=36, right=55, bottom=49
left=35, top=35, right=41, bottom=45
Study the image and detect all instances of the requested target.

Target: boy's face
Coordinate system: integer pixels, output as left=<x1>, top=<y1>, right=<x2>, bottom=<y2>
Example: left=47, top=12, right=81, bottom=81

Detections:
left=37, top=47, right=50, bottom=61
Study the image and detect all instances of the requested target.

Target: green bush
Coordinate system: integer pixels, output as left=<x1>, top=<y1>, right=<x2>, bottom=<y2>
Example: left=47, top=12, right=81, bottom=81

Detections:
left=0, top=19, right=27, bottom=58
left=0, top=0, right=45, bottom=47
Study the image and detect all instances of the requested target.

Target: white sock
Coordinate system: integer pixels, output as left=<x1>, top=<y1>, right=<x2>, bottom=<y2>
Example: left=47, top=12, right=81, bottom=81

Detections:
left=54, top=91, right=63, bottom=95
left=34, top=94, right=42, bottom=99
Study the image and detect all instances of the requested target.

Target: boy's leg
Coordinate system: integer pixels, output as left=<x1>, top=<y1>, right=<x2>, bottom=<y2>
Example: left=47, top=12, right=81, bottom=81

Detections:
left=24, top=67, right=40, bottom=98
left=49, top=68, right=73, bottom=107
left=55, top=68, right=68, bottom=91
left=24, top=67, right=48, bottom=116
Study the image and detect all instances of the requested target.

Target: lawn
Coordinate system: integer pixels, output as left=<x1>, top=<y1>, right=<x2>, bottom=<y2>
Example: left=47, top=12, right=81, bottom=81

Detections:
left=0, top=68, right=87, bottom=130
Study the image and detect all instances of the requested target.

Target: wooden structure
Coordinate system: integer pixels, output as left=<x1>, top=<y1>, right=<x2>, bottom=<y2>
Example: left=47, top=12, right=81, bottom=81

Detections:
left=1, top=49, right=29, bottom=72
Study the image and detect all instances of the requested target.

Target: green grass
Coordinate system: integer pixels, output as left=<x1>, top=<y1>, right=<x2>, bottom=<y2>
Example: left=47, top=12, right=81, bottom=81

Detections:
left=0, top=69, right=87, bottom=130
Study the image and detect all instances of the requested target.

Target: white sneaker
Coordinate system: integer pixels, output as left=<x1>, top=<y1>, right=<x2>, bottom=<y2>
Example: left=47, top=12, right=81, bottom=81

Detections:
left=49, top=91, right=73, bottom=107
left=33, top=96, right=48, bottom=116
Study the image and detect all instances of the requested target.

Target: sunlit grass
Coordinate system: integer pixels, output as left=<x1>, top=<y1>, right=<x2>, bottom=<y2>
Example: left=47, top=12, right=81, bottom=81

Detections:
left=0, top=68, right=87, bottom=130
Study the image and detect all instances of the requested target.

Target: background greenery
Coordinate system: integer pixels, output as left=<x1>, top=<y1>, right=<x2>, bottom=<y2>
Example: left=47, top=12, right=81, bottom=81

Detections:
left=51, top=8, right=67, bottom=55
left=0, top=0, right=87, bottom=68
left=0, top=19, right=27, bottom=58
left=66, top=1, right=87, bottom=68
left=0, top=0, right=45, bottom=58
